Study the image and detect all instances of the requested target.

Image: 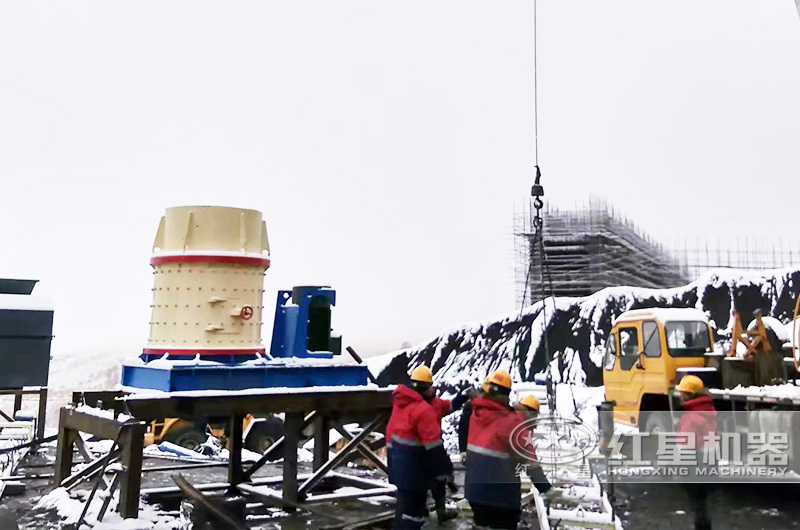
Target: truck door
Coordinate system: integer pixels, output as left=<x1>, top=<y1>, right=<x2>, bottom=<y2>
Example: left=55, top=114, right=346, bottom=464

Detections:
left=605, top=325, right=645, bottom=425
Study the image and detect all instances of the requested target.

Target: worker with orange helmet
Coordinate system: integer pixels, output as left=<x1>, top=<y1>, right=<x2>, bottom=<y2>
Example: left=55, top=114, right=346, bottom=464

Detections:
left=676, top=374, right=717, bottom=530
left=386, top=365, right=453, bottom=529
left=464, top=370, right=552, bottom=529
left=457, top=375, right=493, bottom=458
left=411, top=368, right=470, bottom=524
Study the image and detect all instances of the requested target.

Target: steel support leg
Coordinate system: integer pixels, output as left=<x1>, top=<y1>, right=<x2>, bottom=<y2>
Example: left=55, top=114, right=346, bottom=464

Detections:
left=228, top=415, right=245, bottom=488
left=37, top=388, right=48, bottom=440
left=283, top=412, right=304, bottom=508
left=119, top=423, right=145, bottom=519
left=313, top=415, right=329, bottom=472
left=54, top=408, right=77, bottom=486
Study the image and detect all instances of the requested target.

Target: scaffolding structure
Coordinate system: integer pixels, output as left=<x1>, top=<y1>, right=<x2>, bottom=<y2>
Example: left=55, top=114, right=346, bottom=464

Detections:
left=514, top=199, right=686, bottom=305
left=668, top=237, right=800, bottom=281
left=515, top=199, right=800, bottom=307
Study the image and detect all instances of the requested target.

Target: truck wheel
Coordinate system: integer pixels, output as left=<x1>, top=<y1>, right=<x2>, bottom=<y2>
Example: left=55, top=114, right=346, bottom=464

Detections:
left=166, top=425, right=207, bottom=451
left=246, top=417, right=284, bottom=455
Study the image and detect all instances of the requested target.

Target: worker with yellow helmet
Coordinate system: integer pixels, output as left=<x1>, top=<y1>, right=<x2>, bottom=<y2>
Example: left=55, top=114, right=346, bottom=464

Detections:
left=516, top=394, right=541, bottom=417
left=402, top=365, right=468, bottom=523
left=675, top=374, right=717, bottom=530
left=386, top=364, right=453, bottom=529
left=464, top=370, right=552, bottom=529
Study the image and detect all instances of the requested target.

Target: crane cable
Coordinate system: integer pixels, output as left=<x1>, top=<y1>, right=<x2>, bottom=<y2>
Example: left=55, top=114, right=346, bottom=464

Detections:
left=512, top=0, right=556, bottom=405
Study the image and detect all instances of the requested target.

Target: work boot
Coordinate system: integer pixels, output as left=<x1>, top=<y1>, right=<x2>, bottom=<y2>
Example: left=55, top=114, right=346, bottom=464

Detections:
left=436, top=506, right=458, bottom=524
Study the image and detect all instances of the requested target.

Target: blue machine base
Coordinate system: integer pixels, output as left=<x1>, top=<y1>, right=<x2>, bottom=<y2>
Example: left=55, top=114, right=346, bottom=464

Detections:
left=121, top=362, right=370, bottom=392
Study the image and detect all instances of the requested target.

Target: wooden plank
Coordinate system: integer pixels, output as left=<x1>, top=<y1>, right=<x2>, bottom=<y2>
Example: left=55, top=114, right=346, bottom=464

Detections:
left=305, top=486, right=396, bottom=504
left=62, top=407, right=125, bottom=440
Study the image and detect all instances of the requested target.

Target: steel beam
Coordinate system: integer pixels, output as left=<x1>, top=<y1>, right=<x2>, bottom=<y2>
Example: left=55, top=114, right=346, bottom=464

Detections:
left=330, top=420, right=388, bottom=475
left=123, top=388, right=392, bottom=420
left=298, top=415, right=385, bottom=497
left=242, top=411, right=317, bottom=481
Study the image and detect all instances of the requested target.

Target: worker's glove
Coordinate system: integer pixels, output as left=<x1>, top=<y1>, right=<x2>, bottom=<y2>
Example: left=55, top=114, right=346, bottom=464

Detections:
left=528, top=465, right=552, bottom=494
left=450, top=389, right=469, bottom=411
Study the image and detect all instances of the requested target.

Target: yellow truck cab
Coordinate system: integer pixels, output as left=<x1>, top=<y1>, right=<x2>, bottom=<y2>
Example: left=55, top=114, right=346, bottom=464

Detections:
left=603, top=308, right=715, bottom=431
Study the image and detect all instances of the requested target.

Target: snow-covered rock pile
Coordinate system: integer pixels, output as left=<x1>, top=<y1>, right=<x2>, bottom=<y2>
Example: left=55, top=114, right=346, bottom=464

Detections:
left=371, top=267, right=800, bottom=388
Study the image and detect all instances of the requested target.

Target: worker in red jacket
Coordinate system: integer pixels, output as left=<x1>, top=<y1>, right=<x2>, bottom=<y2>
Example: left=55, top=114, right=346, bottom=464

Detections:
left=676, top=374, right=717, bottom=530
left=423, top=373, right=469, bottom=523
left=465, top=370, right=552, bottom=530
left=387, top=365, right=453, bottom=529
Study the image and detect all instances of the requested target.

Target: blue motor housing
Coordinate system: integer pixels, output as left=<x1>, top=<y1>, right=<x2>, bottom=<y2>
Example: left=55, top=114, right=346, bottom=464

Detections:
left=121, top=285, right=368, bottom=392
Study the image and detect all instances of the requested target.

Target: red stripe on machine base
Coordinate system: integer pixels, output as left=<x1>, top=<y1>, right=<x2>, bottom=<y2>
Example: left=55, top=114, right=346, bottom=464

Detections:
left=142, top=348, right=266, bottom=356
left=150, top=255, right=270, bottom=267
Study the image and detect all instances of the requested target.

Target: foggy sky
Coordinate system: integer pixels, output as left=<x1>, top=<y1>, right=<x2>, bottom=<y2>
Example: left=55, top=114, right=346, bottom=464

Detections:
left=1, top=1, right=799, bottom=359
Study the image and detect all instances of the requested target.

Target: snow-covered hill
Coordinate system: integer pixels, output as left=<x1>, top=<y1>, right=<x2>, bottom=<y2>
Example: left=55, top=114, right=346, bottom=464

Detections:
left=369, top=268, right=800, bottom=389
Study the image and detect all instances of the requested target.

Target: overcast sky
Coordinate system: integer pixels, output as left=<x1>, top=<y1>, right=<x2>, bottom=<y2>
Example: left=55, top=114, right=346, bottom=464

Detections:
left=1, top=1, right=799, bottom=359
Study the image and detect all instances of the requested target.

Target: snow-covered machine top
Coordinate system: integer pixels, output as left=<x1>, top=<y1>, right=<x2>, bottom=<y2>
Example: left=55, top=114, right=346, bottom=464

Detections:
left=0, top=279, right=52, bottom=388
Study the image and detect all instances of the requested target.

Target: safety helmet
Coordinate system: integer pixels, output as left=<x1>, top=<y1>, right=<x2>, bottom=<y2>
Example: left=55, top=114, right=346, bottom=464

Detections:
left=410, top=365, right=433, bottom=384
left=486, top=370, right=512, bottom=390
left=481, top=376, right=491, bottom=394
left=519, top=394, right=540, bottom=411
left=676, top=374, right=704, bottom=394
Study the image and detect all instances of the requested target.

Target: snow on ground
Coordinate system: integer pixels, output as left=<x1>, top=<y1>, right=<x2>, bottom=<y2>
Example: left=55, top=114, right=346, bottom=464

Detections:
left=36, top=487, right=181, bottom=530
left=715, top=383, right=800, bottom=399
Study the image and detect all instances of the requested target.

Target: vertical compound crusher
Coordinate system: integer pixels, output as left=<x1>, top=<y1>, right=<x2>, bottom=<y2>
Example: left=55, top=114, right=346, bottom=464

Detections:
left=120, top=206, right=370, bottom=392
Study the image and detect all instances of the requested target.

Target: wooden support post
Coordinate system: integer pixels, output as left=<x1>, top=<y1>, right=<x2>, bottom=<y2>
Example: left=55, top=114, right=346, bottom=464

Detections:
left=118, top=423, right=145, bottom=519
left=12, top=393, right=22, bottom=417
left=37, top=388, right=48, bottom=441
left=283, top=411, right=304, bottom=507
left=313, top=415, right=329, bottom=472
left=228, top=415, right=245, bottom=488
left=54, top=408, right=77, bottom=486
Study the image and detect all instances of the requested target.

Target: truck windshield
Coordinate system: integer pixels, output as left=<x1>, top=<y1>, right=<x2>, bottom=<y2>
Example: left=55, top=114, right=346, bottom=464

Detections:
left=665, top=321, right=711, bottom=357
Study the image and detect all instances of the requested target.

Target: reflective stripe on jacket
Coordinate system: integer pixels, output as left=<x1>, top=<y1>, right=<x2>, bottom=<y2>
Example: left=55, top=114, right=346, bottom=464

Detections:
left=387, top=385, right=451, bottom=490
left=464, top=396, right=529, bottom=509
